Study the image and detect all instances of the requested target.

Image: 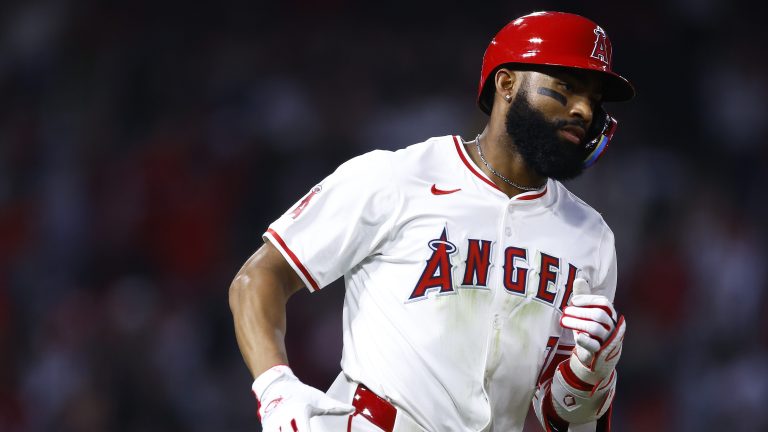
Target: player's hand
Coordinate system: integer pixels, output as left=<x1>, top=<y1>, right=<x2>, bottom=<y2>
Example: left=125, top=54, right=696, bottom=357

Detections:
left=559, top=278, right=626, bottom=385
left=253, top=365, right=355, bottom=432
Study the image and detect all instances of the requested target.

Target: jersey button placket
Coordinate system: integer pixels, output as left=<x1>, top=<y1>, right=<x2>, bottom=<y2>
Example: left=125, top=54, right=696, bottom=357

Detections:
left=505, top=203, right=516, bottom=238
left=481, top=204, right=512, bottom=404
left=492, top=313, right=502, bottom=329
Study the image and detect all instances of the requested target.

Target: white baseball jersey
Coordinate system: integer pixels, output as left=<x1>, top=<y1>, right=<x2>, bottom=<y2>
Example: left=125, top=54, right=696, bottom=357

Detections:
left=264, top=135, right=617, bottom=432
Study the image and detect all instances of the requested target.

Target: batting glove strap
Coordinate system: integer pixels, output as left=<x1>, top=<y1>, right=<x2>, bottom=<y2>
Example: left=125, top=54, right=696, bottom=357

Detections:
left=551, top=366, right=617, bottom=423
left=532, top=380, right=569, bottom=432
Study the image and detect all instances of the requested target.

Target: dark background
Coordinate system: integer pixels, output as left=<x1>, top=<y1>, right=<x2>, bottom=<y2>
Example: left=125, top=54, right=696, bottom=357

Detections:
left=2, top=1, right=767, bottom=431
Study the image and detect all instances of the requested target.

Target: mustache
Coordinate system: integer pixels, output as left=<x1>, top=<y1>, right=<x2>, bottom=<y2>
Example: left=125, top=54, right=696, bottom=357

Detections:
left=552, top=118, right=588, bottom=129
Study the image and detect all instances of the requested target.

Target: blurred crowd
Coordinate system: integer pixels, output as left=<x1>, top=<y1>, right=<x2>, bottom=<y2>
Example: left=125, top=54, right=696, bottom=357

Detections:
left=1, top=1, right=767, bottom=431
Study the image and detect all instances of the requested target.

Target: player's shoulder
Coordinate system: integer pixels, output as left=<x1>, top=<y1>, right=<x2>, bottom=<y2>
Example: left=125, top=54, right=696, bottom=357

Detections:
left=388, top=135, right=460, bottom=170
left=341, top=135, right=457, bottom=175
left=397, top=134, right=457, bottom=155
left=336, top=147, right=395, bottom=173
left=551, top=180, right=614, bottom=237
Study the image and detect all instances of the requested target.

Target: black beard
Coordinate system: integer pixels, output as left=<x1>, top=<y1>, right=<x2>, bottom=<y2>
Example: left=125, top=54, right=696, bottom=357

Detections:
left=504, top=93, right=586, bottom=181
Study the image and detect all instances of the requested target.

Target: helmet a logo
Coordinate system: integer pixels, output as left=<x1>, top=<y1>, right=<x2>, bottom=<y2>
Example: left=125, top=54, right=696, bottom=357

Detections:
left=590, top=26, right=610, bottom=64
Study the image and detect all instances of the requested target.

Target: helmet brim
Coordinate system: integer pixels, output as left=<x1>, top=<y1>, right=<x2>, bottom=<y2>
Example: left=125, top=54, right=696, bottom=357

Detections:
left=598, top=70, right=635, bottom=102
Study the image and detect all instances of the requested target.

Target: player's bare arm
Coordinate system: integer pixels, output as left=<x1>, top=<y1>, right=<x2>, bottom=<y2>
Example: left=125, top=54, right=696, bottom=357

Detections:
left=229, top=240, right=303, bottom=378
left=229, top=242, right=354, bottom=431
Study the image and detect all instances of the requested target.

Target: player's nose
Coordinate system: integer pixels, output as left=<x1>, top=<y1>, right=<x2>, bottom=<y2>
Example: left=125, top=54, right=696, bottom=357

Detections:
left=568, top=95, right=593, bottom=127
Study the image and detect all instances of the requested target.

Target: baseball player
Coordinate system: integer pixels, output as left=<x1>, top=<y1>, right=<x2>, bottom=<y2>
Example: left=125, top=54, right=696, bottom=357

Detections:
left=230, top=11, right=633, bottom=432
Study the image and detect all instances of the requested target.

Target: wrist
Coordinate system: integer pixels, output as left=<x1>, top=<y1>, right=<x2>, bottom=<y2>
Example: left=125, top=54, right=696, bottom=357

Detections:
left=567, top=354, right=603, bottom=386
left=252, top=364, right=296, bottom=401
left=551, top=368, right=617, bottom=423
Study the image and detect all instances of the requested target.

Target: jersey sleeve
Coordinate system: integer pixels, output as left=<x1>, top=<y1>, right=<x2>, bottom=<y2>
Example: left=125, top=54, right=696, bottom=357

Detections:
left=264, top=150, right=400, bottom=292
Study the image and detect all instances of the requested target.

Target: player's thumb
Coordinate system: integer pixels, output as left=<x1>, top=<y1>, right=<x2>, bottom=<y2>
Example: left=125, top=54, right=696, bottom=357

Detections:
left=572, top=278, right=591, bottom=298
left=311, top=394, right=356, bottom=416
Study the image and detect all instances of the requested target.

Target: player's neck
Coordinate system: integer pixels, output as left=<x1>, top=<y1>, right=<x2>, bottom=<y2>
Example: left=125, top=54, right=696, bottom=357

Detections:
left=467, top=126, right=547, bottom=197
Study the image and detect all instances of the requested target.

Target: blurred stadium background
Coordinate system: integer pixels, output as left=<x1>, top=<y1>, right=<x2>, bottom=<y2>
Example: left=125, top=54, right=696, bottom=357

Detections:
left=1, top=1, right=767, bottom=431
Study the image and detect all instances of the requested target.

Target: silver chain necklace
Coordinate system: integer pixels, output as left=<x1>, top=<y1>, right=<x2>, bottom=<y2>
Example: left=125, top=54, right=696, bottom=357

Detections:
left=473, top=135, right=546, bottom=192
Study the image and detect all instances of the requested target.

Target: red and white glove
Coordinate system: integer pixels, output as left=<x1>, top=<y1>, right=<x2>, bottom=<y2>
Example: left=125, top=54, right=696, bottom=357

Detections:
left=252, top=365, right=355, bottom=432
left=542, top=278, right=626, bottom=425
left=560, top=278, right=626, bottom=386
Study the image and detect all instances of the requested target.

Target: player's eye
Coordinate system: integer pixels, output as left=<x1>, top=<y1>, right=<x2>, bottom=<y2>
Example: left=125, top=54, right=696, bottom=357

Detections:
left=559, top=81, right=574, bottom=92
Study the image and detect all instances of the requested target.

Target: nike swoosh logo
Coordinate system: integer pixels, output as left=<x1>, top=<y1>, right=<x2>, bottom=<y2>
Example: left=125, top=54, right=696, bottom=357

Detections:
left=431, top=184, right=462, bottom=195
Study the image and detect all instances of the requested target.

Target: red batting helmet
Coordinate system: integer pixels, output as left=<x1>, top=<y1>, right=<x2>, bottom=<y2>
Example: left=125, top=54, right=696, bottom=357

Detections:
left=477, top=11, right=635, bottom=115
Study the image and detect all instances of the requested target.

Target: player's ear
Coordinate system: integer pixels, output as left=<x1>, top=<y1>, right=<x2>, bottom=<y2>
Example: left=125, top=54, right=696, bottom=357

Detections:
left=494, top=68, right=519, bottom=102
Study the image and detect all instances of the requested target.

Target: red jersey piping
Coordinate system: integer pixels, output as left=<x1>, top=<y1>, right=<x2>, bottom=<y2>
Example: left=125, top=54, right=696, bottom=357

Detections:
left=515, top=187, right=548, bottom=200
left=452, top=136, right=548, bottom=200
left=452, top=136, right=502, bottom=192
left=266, top=228, right=320, bottom=292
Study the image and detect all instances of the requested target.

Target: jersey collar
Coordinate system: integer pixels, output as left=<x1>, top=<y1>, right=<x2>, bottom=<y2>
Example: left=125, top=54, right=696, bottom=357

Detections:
left=452, top=135, right=551, bottom=202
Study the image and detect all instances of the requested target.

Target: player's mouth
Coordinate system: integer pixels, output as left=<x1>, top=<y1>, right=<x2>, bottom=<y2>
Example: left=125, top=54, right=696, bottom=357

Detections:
left=559, top=126, right=585, bottom=145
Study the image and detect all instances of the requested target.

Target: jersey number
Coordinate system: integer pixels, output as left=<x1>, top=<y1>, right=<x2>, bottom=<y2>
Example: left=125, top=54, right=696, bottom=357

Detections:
left=537, top=336, right=561, bottom=384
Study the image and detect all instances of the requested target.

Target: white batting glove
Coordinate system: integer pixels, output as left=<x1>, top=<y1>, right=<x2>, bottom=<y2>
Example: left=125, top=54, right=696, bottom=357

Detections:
left=560, top=278, right=626, bottom=385
left=252, top=365, right=355, bottom=432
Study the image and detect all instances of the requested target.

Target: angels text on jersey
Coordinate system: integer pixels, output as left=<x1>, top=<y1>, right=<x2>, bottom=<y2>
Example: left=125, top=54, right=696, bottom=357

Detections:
left=408, top=227, right=577, bottom=312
